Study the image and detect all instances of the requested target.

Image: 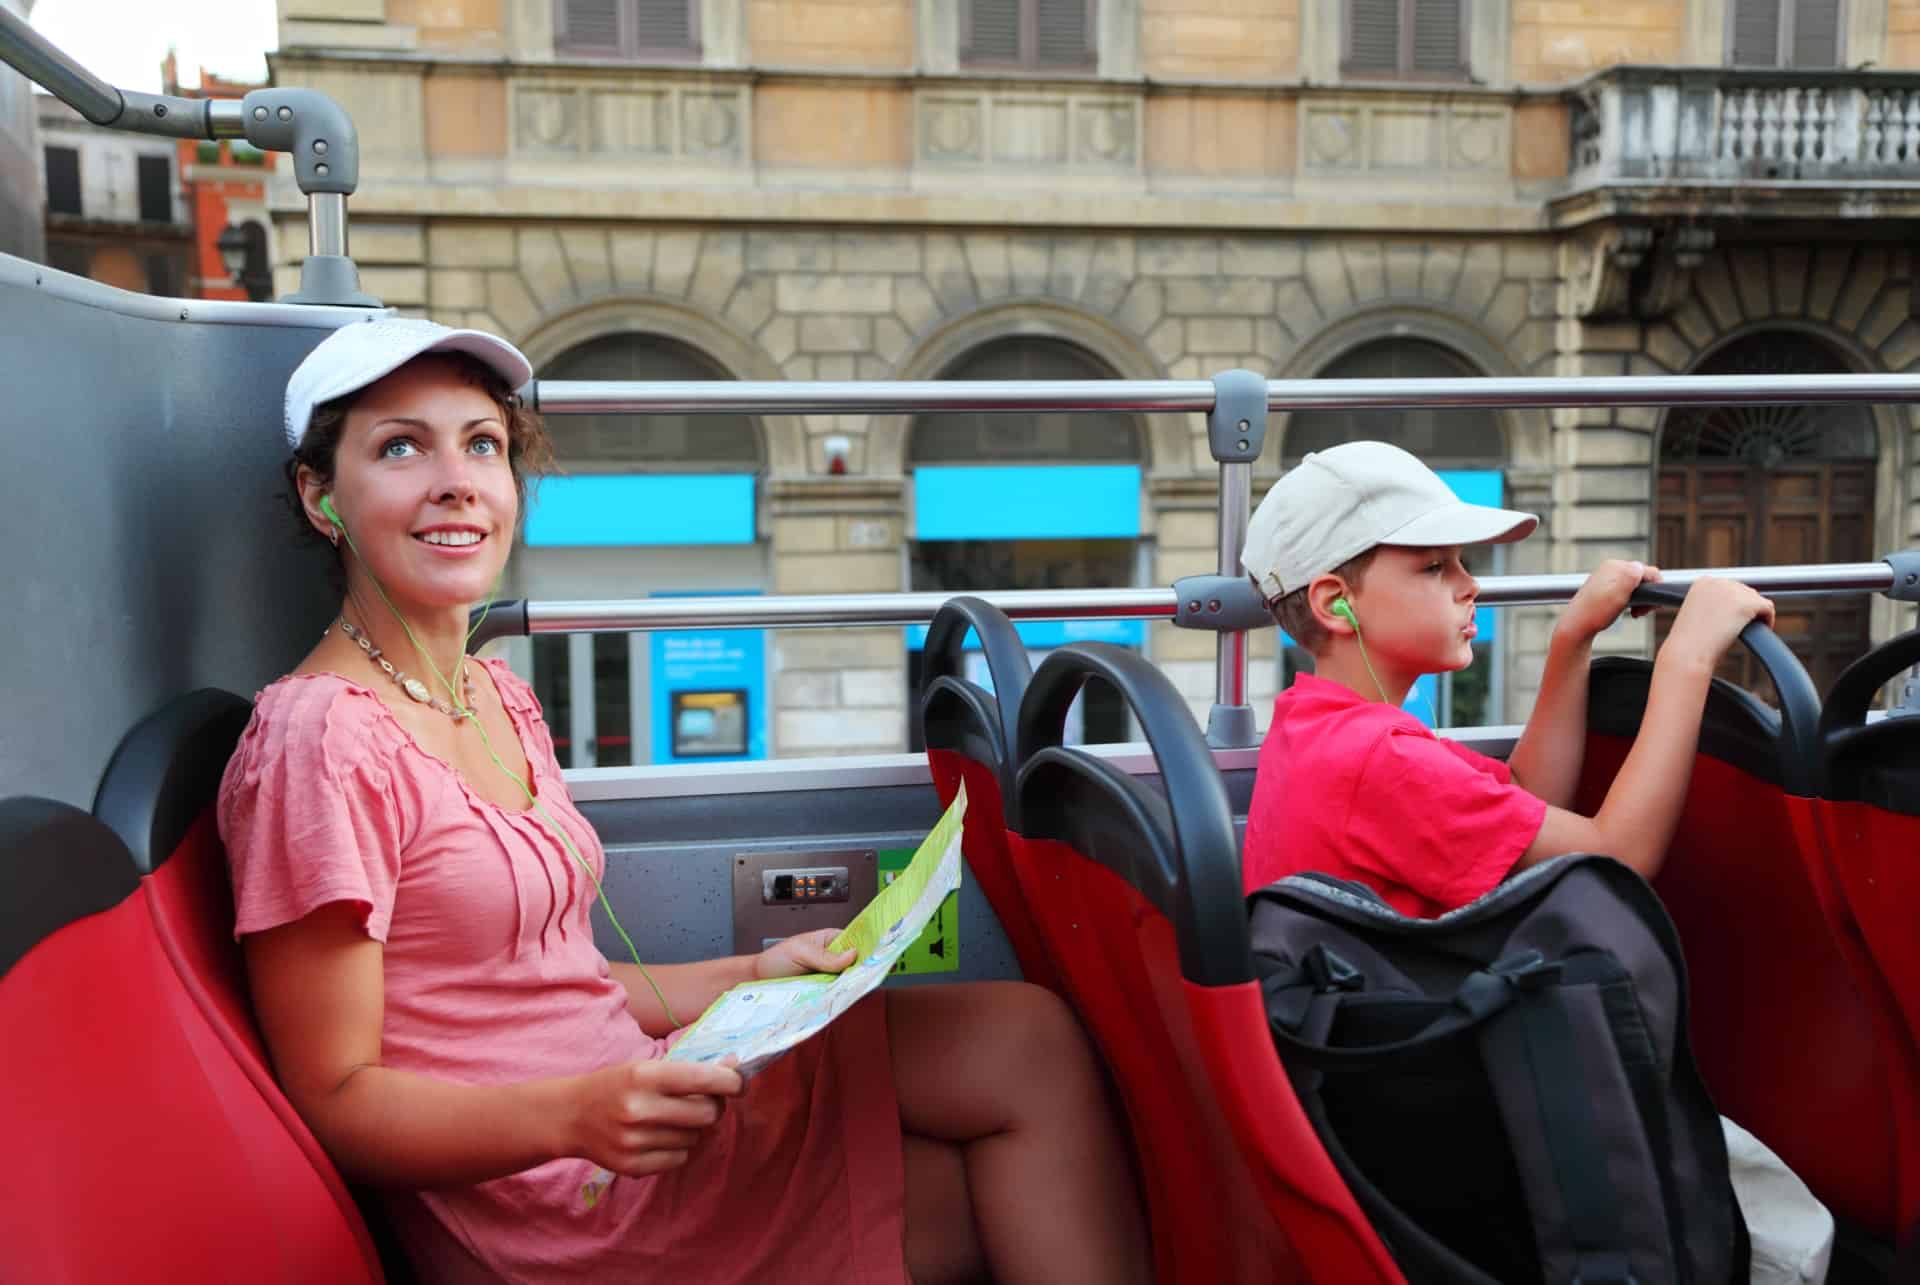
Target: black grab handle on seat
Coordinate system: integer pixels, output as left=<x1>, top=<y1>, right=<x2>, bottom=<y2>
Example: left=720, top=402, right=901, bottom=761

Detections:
left=923, top=597, right=1031, bottom=759
left=1016, top=642, right=1250, bottom=986
left=1820, top=627, right=1920, bottom=736
left=921, top=597, right=1033, bottom=815
left=1627, top=581, right=1823, bottom=796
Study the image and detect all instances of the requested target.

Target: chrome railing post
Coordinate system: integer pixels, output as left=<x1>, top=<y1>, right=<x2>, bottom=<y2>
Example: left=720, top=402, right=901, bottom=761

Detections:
left=1203, top=370, right=1268, bottom=748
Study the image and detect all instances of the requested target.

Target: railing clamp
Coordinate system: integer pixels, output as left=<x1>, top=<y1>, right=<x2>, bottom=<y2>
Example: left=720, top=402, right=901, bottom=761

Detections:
left=1172, top=575, right=1270, bottom=633
left=1207, top=369, right=1269, bottom=464
left=1884, top=550, right=1920, bottom=603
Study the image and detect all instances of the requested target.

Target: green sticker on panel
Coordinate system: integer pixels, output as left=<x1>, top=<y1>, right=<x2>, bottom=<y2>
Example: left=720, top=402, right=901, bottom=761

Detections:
left=876, top=846, right=960, bottom=974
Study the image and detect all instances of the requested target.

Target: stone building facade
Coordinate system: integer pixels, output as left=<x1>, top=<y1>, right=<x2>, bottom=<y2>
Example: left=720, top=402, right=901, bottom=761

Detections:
left=268, top=0, right=1920, bottom=759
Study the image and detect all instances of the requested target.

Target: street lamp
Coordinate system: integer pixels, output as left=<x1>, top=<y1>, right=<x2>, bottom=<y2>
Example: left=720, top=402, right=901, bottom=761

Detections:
left=216, top=223, right=248, bottom=282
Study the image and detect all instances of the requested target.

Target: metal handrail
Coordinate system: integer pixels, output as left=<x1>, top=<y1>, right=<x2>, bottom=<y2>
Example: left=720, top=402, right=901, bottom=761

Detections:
left=526, top=373, right=1920, bottom=416
left=477, top=562, right=1904, bottom=641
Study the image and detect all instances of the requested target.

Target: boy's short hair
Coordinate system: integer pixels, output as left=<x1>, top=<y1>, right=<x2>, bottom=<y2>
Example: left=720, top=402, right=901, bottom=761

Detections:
left=1261, top=549, right=1376, bottom=653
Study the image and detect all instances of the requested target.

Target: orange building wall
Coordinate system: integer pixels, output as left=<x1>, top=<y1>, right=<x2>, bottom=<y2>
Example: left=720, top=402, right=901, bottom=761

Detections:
left=748, top=0, right=913, bottom=68
left=1141, top=0, right=1299, bottom=79
left=1511, top=0, right=1685, bottom=84
left=1891, top=0, right=1920, bottom=68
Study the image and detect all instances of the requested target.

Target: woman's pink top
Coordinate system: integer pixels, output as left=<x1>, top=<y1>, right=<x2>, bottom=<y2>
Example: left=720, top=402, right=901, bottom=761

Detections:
left=217, top=660, right=908, bottom=1284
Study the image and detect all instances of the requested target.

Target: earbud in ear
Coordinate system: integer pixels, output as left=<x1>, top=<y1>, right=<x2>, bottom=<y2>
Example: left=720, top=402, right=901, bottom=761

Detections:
left=319, top=494, right=342, bottom=529
left=1330, top=596, right=1359, bottom=632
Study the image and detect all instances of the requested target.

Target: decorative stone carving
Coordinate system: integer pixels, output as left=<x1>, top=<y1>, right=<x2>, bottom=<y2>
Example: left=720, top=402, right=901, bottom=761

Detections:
left=1563, top=224, right=1715, bottom=320
left=681, top=93, right=740, bottom=156
left=589, top=91, right=672, bottom=154
left=511, top=76, right=747, bottom=165
left=1636, top=227, right=1716, bottom=318
left=915, top=88, right=1138, bottom=173
left=1301, top=96, right=1509, bottom=175
left=922, top=96, right=982, bottom=162
left=1306, top=111, right=1356, bottom=167
left=516, top=90, right=577, bottom=153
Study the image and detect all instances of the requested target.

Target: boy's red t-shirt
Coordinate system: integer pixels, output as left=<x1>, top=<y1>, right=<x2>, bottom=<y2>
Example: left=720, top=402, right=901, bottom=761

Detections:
left=1243, top=674, right=1547, bottom=917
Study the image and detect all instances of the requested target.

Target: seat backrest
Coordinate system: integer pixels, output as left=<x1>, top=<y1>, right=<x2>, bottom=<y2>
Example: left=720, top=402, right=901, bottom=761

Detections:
left=1014, top=643, right=1401, bottom=1285
left=1578, top=646, right=1914, bottom=1238
left=92, top=690, right=397, bottom=1282
left=918, top=598, right=1061, bottom=991
left=0, top=796, right=382, bottom=1284
left=1819, top=629, right=1920, bottom=1239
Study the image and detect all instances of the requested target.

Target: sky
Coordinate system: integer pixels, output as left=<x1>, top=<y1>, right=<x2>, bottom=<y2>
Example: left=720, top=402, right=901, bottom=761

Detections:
left=27, top=0, right=279, bottom=93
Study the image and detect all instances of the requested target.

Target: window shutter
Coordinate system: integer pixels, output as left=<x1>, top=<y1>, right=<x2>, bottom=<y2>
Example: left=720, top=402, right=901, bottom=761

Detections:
left=559, top=0, right=622, bottom=53
left=1791, top=0, right=1842, bottom=67
left=1035, top=0, right=1094, bottom=67
left=1348, top=0, right=1402, bottom=73
left=136, top=155, right=172, bottom=224
left=964, top=0, right=1022, bottom=63
left=634, top=0, right=696, bottom=50
left=44, top=146, right=81, bottom=217
left=1730, top=0, right=1782, bottom=66
left=1410, top=0, right=1464, bottom=75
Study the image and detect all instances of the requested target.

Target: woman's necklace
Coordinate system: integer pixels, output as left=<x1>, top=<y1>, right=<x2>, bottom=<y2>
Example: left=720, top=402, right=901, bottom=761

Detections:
left=333, top=616, right=477, bottom=721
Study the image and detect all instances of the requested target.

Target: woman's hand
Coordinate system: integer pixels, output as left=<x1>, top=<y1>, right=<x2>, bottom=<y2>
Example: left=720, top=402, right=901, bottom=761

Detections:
left=565, top=1058, right=745, bottom=1178
left=754, top=927, right=858, bottom=980
left=1557, top=559, right=1661, bottom=646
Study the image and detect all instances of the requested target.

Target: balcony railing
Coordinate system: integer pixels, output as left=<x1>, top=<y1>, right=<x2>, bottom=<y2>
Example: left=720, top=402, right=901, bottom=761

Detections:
left=1570, top=66, right=1920, bottom=186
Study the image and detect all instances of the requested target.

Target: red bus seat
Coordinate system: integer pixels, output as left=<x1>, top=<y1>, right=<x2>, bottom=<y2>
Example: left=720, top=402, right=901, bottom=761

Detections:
left=917, top=597, right=1061, bottom=992
left=1819, top=629, right=1920, bottom=1246
left=91, top=689, right=399, bottom=1283
left=1014, top=643, right=1401, bottom=1285
left=0, top=796, right=382, bottom=1284
left=1574, top=602, right=1919, bottom=1246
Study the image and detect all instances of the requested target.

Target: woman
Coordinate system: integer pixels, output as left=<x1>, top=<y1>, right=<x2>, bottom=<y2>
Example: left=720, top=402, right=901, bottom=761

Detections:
left=219, top=318, right=1149, bottom=1284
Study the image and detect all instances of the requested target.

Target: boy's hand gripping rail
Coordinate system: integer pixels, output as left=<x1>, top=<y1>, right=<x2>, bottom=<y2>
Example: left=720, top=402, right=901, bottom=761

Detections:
left=0, top=9, right=377, bottom=307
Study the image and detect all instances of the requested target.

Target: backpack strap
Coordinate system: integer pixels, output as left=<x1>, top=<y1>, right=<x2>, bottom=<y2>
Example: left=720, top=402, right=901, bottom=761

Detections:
left=1502, top=985, right=1639, bottom=1285
left=1261, top=947, right=1564, bottom=1069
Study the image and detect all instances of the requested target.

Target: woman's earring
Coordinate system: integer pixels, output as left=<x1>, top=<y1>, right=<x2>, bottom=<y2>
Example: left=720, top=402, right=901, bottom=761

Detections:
left=328, top=526, right=340, bottom=548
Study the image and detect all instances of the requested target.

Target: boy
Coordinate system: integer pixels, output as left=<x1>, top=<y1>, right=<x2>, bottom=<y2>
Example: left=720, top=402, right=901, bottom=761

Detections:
left=1240, top=439, right=1772, bottom=908
left=1238, top=441, right=1831, bottom=1283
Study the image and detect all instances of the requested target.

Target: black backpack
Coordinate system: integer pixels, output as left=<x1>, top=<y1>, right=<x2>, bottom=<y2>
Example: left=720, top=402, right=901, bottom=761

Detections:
left=1250, top=854, right=1749, bottom=1284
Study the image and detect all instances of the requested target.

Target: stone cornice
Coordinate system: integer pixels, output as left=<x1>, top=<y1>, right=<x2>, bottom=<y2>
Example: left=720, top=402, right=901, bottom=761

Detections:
left=766, top=476, right=905, bottom=513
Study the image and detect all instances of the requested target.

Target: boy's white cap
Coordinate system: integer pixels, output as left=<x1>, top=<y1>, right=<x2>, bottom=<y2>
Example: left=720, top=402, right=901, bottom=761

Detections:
left=284, top=317, right=533, bottom=449
left=1241, top=441, right=1537, bottom=599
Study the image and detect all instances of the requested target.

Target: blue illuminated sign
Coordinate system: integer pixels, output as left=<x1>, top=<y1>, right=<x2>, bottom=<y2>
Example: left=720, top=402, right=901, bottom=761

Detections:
left=525, top=474, right=756, bottom=547
left=649, top=591, right=766, bottom=763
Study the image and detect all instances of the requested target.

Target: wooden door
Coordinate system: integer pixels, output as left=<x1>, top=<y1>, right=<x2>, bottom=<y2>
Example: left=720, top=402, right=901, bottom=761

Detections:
left=1656, top=460, right=1875, bottom=698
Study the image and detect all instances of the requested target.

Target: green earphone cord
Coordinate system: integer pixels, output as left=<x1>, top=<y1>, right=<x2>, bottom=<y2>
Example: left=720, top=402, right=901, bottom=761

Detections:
left=1334, top=599, right=1392, bottom=707
left=332, top=511, right=682, bottom=1029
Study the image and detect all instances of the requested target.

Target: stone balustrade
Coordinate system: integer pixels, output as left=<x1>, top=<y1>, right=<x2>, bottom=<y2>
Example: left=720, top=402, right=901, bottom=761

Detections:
left=1569, top=65, right=1920, bottom=185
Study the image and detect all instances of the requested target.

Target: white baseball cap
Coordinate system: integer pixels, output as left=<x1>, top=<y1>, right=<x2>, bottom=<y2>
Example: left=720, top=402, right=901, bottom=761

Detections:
left=1241, top=441, right=1537, bottom=599
left=284, top=317, right=533, bottom=449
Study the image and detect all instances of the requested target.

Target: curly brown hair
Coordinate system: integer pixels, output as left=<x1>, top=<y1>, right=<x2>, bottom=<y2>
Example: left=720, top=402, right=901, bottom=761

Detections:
left=1260, top=548, right=1376, bottom=652
left=284, top=351, right=554, bottom=558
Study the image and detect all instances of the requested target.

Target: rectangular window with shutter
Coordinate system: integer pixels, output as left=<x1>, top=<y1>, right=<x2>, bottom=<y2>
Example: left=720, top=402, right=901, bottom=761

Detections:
left=44, top=146, right=81, bottom=217
left=555, top=0, right=701, bottom=59
left=1343, top=0, right=1466, bottom=80
left=961, top=0, right=1097, bottom=70
left=136, top=155, right=173, bottom=224
left=1728, top=0, right=1843, bottom=68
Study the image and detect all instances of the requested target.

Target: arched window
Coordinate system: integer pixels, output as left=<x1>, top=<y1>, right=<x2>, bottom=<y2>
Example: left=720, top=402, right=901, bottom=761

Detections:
left=540, top=333, right=760, bottom=470
left=1662, top=333, right=1876, bottom=466
left=1658, top=331, right=1877, bottom=696
left=910, top=337, right=1141, bottom=464
left=528, top=333, right=767, bottom=771
left=1281, top=338, right=1510, bottom=726
left=907, top=337, right=1145, bottom=744
left=1284, top=338, right=1505, bottom=466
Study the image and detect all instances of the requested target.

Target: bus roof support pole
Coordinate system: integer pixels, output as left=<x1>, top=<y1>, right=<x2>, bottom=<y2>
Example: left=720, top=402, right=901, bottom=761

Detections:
left=1204, top=370, right=1268, bottom=749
